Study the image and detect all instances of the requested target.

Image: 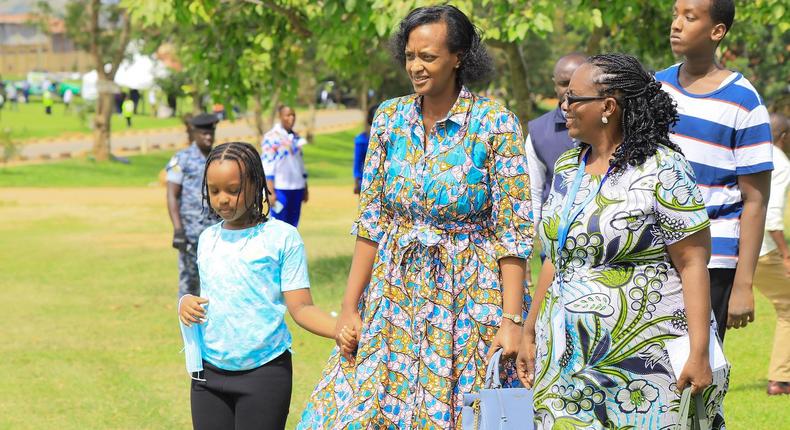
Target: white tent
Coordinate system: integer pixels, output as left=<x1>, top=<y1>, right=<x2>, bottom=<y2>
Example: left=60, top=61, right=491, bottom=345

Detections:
left=81, top=50, right=168, bottom=100
left=113, top=53, right=168, bottom=90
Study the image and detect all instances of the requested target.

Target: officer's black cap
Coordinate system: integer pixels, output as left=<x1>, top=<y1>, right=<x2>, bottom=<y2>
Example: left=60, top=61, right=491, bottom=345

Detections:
left=190, top=113, right=219, bottom=129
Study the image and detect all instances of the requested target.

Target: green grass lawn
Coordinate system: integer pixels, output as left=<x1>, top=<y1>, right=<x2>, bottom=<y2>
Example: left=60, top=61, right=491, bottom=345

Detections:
left=0, top=100, right=181, bottom=141
left=1, top=132, right=788, bottom=429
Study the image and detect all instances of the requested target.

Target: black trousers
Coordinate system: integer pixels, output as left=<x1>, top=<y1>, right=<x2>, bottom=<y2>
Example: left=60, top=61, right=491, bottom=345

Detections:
left=710, top=268, right=736, bottom=342
left=191, top=351, right=292, bottom=430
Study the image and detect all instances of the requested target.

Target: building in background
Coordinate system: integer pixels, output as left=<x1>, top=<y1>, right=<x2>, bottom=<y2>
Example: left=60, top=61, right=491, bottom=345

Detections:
left=0, top=14, right=90, bottom=75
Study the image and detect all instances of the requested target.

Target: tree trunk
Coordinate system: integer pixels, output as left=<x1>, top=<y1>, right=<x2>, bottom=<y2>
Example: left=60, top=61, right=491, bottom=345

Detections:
left=267, top=89, right=280, bottom=132
left=584, top=0, right=606, bottom=55
left=502, top=41, right=532, bottom=132
left=92, top=80, right=113, bottom=161
left=191, top=91, right=202, bottom=114
left=303, top=75, right=318, bottom=143
left=253, top=92, right=265, bottom=143
left=358, top=77, right=369, bottom=122
left=585, top=26, right=606, bottom=55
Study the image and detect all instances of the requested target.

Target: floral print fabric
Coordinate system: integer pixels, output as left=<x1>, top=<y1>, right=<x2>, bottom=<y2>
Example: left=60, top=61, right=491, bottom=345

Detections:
left=298, top=87, right=533, bottom=429
left=534, top=145, right=728, bottom=429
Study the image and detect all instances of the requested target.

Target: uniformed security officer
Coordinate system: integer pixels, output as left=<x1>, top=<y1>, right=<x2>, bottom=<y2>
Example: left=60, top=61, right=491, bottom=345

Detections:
left=165, top=113, right=220, bottom=297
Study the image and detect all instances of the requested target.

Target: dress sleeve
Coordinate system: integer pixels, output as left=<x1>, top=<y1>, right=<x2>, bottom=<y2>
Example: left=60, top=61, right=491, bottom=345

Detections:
left=280, top=229, right=310, bottom=292
left=489, top=111, right=534, bottom=260
left=654, top=150, right=710, bottom=245
left=351, top=109, right=390, bottom=243
left=260, top=134, right=278, bottom=181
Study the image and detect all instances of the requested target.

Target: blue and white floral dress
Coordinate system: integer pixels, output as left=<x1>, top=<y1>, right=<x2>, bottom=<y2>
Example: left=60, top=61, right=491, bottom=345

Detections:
left=534, top=145, right=728, bottom=429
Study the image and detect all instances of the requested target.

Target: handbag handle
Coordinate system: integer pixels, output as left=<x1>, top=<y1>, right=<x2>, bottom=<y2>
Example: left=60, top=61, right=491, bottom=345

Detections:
left=484, top=349, right=505, bottom=389
left=677, top=387, right=711, bottom=430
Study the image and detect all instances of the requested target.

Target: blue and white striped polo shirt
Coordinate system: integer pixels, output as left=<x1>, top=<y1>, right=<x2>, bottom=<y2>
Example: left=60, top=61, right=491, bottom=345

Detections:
left=656, top=64, right=773, bottom=269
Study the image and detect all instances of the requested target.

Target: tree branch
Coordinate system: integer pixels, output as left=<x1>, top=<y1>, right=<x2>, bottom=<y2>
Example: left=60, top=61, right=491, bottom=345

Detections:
left=236, top=0, right=312, bottom=38
left=108, top=11, right=132, bottom=79
left=90, top=0, right=102, bottom=79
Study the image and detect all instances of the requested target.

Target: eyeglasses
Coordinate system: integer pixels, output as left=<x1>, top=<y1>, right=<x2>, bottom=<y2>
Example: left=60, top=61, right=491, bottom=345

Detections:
left=562, top=93, right=607, bottom=106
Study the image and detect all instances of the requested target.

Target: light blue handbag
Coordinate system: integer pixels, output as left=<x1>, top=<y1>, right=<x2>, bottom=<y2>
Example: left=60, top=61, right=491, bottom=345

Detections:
left=461, top=349, right=534, bottom=430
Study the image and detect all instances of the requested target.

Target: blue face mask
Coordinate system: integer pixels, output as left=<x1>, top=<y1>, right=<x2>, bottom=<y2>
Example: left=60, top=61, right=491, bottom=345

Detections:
left=178, top=301, right=206, bottom=381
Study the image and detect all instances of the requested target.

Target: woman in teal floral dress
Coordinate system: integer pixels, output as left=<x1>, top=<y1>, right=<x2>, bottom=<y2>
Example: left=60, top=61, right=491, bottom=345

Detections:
left=299, top=6, right=533, bottom=429
left=517, top=54, right=728, bottom=429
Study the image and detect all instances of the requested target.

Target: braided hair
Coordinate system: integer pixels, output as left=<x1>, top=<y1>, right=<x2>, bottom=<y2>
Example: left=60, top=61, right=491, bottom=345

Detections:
left=202, top=141, right=269, bottom=225
left=584, top=53, right=682, bottom=171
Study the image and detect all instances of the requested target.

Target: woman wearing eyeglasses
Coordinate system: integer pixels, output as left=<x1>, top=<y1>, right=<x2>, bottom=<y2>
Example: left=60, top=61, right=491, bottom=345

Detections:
left=515, top=53, right=728, bottom=429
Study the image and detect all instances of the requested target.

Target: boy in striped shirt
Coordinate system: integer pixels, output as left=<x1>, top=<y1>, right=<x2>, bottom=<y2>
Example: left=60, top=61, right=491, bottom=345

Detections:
left=656, top=0, right=773, bottom=341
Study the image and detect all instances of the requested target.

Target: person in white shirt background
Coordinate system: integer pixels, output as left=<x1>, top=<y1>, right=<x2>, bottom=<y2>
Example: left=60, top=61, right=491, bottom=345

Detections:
left=755, top=112, right=790, bottom=396
left=261, top=105, right=309, bottom=227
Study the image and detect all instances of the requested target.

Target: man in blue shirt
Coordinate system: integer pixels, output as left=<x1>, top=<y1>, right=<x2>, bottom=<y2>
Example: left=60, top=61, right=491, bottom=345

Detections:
left=353, top=104, right=379, bottom=194
left=166, top=113, right=221, bottom=297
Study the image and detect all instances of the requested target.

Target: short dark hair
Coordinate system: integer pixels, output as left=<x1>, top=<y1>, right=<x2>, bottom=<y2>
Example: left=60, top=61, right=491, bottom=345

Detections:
left=390, top=5, right=494, bottom=86
left=202, top=142, right=270, bottom=225
left=709, top=0, right=735, bottom=34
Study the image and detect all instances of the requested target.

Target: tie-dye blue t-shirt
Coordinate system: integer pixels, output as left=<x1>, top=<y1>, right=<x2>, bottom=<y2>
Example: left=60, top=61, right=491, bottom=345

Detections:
left=196, top=218, right=310, bottom=371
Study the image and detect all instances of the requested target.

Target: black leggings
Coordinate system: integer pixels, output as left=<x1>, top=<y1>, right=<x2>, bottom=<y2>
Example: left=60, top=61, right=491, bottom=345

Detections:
left=191, top=351, right=292, bottom=430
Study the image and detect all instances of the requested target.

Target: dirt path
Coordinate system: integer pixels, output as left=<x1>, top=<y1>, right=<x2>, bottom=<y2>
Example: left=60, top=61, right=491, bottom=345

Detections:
left=18, top=109, right=362, bottom=161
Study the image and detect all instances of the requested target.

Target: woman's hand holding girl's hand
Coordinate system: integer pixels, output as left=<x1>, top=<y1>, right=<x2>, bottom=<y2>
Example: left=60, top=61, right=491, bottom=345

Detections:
left=677, top=354, right=713, bottom=395
left=487, top=319, right=522, bottom=364
left=338, top=326, right=359, bottom=361
left=179, top=295, right=209, bottom=326
left=335, top=304, right=362, bottom=362
left=516, top=324, right=537, bottom=388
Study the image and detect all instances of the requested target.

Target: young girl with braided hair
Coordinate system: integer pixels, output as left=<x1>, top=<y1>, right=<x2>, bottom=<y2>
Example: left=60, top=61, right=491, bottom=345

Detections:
left=178, top=141, right=335, bottom=430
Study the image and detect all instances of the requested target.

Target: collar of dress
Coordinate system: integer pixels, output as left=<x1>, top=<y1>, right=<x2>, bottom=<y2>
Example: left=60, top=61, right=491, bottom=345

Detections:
left=408, top=86, right=474, bottom=129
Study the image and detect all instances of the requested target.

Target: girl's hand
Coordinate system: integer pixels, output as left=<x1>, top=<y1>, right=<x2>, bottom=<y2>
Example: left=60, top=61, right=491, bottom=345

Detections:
left=677, top=354, right=713, bottom=395
left=335, top=305, right=362, bottom=362
left=486, top=319, right=522, bottom=363
left=179, top=295, right=208, bottom=327
left=516, top=325, right=537, bottom=388
left=338, top=326, right=359, bottom=360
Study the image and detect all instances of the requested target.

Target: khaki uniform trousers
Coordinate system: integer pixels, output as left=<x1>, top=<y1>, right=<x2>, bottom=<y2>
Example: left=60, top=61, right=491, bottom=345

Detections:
left=755, top=250, right=790, bottom=381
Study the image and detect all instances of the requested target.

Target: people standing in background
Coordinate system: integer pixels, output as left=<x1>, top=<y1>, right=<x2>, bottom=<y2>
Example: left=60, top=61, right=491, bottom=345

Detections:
left=165, top=113, right=221, bottom=298
left=755, top=113, right=790, bottom=395
left=62, top=88, right=73, bottom=114
left=42, top=88, right=54, bottom=115
left=353, top=104, right=379, bottom=194
left=656, top=0, right=773, bottom=341
left=6, top=83, right=17, bottom=110
left=525, top=53, right=584, bottom=231
left=129, top=89, right=140, bottom=114
left=122, top=96, right=135, bottom=128
left=261, top=105, right=308, bottom=227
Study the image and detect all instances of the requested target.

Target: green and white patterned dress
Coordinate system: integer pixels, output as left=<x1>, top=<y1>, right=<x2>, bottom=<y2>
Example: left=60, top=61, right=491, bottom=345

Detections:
left=534, top=145, right=729, bottom=429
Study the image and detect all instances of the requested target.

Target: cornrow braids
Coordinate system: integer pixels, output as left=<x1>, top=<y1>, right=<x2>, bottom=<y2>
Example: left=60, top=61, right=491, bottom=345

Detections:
left=202, top=142, right=270, bottom=225
left=584, top=53, right=683, bottom=171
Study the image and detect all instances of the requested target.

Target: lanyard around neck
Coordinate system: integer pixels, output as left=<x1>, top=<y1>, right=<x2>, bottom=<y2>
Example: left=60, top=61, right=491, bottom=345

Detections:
left=556, top=148, right=613, bottom=267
